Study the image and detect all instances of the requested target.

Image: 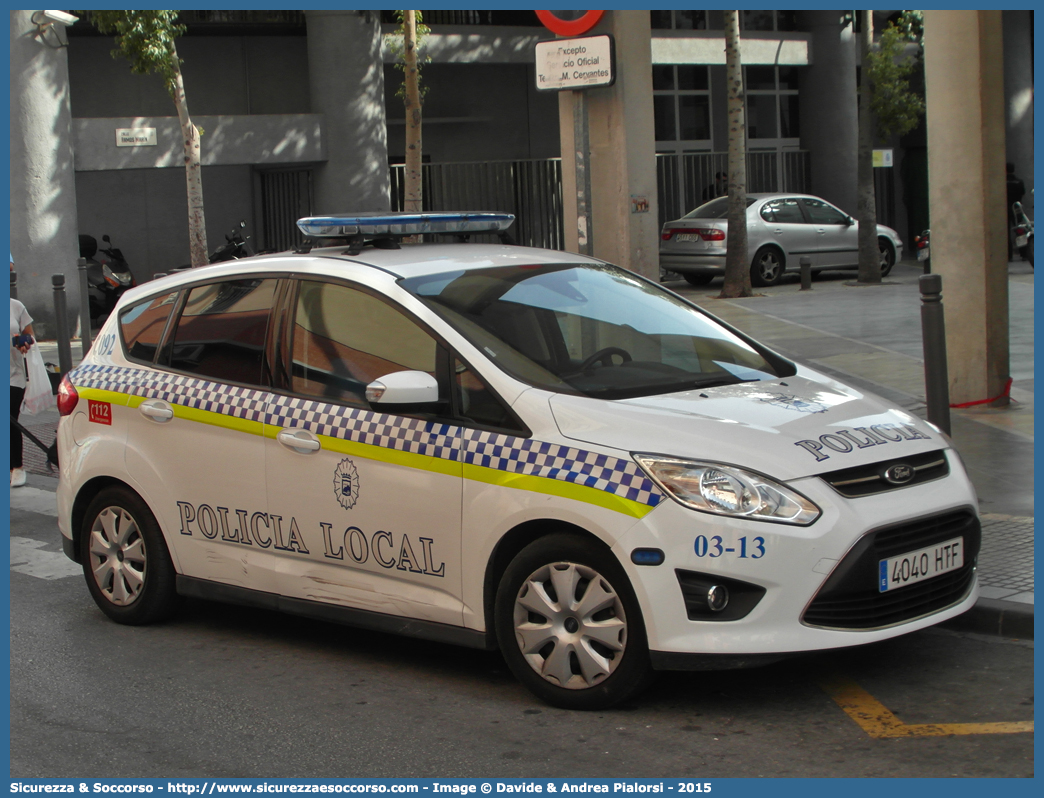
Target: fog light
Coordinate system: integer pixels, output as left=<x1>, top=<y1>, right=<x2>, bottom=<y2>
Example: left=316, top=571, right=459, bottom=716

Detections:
left=707, top=585, right=729, bottom=612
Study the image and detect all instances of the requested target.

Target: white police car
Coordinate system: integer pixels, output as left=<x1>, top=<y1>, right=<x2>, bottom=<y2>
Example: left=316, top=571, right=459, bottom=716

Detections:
left=56, top=212, right=980, bottom=710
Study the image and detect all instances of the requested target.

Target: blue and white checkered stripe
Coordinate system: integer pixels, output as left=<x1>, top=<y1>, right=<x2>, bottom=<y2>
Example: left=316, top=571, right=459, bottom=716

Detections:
left=461, top=429, right=662, bottom=507
left=70, top=365, right=663, bottom=508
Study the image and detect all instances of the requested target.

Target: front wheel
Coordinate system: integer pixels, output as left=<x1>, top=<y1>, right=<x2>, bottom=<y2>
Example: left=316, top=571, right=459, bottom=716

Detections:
left=683, top=273, right=714, bottom=286
left=495, top=534, right=653, bottom=710
left=878, top=238, right=896, bottom=278
left=750, top=247, right=784, bottom=287
left=80, top=486, right=178, bottom=625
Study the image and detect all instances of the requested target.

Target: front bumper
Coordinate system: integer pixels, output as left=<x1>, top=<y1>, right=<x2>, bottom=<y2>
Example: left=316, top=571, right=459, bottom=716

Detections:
left=614, top=451, right=981, bottom=662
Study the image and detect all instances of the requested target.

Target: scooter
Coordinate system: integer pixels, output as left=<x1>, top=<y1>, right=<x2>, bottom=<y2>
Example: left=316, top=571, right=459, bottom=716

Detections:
left=913, top=229, right=930, bottom=273
left=209, top=220, right=252, bottom=262
left=78, top=233, right=136, bottom=323
left=1011, top=202, right=1033, bottom=268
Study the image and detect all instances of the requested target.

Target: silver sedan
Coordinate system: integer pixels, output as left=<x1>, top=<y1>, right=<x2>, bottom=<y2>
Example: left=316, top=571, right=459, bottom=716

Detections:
left=660, top=193, right=904, bottom=287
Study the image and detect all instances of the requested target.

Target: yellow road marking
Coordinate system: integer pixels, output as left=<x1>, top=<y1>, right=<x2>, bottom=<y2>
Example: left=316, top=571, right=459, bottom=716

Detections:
left=819, top=673, right=1034, bottom=738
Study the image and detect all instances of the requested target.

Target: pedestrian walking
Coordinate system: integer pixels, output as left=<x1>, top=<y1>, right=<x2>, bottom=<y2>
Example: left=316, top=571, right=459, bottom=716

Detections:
left=10, top=287, right=35, bottom=487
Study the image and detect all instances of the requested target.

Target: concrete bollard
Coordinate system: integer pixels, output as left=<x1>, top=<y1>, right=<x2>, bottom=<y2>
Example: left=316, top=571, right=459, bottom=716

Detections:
left=77, top=257, right=92, bottom=357
left=799, top=256, right=812, bottom=291
left=10, top=270, right=17, bottom=300
left=52, top=274, right=73, bottom=377
left=919, top=274, right=951, bottom=435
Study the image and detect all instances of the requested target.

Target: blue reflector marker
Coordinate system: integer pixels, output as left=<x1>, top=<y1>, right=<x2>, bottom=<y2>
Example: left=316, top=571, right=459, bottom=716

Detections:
left=297, top=211, right=515, bottom=238
left=631, top=548, right=665, bottom=566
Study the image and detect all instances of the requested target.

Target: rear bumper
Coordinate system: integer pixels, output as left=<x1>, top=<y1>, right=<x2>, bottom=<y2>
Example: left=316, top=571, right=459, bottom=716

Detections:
left=660, top=253, right=727, bottom=273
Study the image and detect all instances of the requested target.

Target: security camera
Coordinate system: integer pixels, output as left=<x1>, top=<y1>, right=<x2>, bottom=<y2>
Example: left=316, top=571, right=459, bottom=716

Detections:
left=41, top=10, right=79, bottom=26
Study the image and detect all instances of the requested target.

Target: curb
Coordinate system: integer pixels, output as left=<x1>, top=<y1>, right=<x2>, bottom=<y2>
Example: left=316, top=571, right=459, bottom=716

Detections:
left=940, top=597, right=1034, bottom=639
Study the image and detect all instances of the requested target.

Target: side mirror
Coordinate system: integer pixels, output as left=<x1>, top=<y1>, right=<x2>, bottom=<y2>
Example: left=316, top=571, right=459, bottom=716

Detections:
left=103, top=234, right=111, bottom=243
left=365, top=370, right=439, bottom=405
left=845, top=216, right=855, bottom=226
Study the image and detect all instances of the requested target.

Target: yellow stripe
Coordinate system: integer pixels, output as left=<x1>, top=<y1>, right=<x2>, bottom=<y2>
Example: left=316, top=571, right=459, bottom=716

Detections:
left=115, top=391, right=654, bottom=517
left=820, top=674, right=1034, bottom=738
left=79, top=387, right=131, bottom=406
left=464, top=463, right=655, bottom=519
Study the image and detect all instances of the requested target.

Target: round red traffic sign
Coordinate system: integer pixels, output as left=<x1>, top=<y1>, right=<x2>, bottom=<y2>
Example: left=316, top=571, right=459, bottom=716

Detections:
left=535, top=10, right=605, bottom=36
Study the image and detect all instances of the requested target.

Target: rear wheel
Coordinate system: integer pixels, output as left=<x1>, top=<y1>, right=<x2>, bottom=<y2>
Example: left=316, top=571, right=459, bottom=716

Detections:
left=751, top=246, right=784, bottom=287
left=683, top=273, right=714, bottom=286
left=80, top=486, right=178, bottom=625
left=495, top=534, right=653, bottom=710
left=878, top=237, right=896, bottom=277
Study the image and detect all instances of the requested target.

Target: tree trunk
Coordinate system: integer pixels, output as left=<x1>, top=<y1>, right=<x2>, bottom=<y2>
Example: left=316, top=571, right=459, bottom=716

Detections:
left=403, top=11, right=423, bottom=217
left=720, top=10, right=751, bottom=298
left=856, top=9, right=880, bottom=283
left=171, top=45, right=207, bottom=268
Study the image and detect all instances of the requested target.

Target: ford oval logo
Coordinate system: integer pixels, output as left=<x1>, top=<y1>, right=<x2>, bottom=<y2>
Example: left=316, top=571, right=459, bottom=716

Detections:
left=883, top=464, right=915, bottom=485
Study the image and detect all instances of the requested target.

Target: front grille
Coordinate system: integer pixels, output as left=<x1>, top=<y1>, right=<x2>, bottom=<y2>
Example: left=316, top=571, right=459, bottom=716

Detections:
left=803, top=509, right=980, bottom=630
left=821, top=450, right=950, bottom=498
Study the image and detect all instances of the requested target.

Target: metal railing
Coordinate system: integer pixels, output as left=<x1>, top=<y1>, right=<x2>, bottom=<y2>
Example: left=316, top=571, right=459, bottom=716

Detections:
left=390, top=159, right=564, bottom=250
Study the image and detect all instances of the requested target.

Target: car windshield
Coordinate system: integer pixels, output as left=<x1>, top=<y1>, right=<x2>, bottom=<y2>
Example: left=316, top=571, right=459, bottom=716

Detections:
left=682, top=196, right=756, bottom=219
left=400, top=262, right=787, bottom=400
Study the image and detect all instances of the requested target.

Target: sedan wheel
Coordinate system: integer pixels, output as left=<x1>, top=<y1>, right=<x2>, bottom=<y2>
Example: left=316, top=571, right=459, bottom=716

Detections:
left=878, top=238, right=896, bottom=277
left=495, top=535, right=653, bottom=709
left=80, top=486, right=178, bottom=625
left=751, top=246, right=784, bottom=287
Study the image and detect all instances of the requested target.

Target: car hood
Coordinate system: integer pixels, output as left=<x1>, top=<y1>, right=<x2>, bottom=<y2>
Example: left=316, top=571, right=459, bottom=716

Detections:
left=548, top=371, right=943, bottom=481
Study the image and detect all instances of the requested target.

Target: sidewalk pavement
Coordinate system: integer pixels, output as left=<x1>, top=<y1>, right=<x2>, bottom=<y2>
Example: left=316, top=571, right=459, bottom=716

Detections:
left=14, top=258, right=1034, bottom=639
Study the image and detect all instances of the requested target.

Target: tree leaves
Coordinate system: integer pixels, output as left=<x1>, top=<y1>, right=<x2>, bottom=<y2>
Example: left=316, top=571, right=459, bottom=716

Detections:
left=89, top=10, right=186, bottom=99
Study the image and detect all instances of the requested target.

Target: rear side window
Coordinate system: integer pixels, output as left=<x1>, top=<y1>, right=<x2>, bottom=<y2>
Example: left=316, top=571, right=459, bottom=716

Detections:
left=119, top=292, right=179, bottom=363
left=290, top=280, right=444, bottom=408
left=760, top=198, right=805, bottom=224
left=168, top=278, right=278, bottom=385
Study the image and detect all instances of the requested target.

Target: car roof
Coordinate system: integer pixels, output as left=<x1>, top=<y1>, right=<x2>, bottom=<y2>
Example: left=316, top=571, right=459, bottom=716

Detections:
left=120, top=243, right=601, bottom=304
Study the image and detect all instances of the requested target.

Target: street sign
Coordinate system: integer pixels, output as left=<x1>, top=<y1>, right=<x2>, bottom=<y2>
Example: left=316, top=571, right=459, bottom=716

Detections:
left=535, top=10, right=604, bottom=36
left=535, top=35, right=615, bottom=92
left=873, top=148, right=894, bottom=167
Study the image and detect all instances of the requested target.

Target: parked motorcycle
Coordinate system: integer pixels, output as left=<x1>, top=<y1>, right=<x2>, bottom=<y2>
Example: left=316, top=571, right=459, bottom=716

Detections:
left=78, top=233, right=136, bottom=323
left=913, top=229, right=930, bottom=273
left=1011, top=201, right=1033, bottom=268
left=209, top=220, right=252, bottom=262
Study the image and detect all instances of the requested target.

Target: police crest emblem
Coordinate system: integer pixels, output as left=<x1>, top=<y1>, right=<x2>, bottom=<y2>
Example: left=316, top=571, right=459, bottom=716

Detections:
left=333, top=458, right=361, bottom=509
left=759, top=392, right=828, bottom=414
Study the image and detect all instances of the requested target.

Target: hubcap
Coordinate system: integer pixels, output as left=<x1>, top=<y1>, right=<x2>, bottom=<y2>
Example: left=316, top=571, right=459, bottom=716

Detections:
left=760, top=254, right=780, bottom=280
left=879, top=246, right=891, bottom=268
left=88, top=506, right=146, bottom=606
left=512, top=562, right=627, bottom=690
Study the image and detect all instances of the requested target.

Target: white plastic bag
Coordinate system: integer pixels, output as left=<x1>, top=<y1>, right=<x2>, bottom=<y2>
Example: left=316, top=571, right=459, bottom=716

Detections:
left=21, top=344, right=56, bottom=415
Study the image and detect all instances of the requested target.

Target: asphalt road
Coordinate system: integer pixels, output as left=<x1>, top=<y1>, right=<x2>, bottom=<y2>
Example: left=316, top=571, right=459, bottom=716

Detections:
left=9, top=481, right=1034, bottom=779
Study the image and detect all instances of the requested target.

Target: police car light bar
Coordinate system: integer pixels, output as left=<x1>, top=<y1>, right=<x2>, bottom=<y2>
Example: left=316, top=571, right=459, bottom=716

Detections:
left=296, top=211, right=516, bottom=239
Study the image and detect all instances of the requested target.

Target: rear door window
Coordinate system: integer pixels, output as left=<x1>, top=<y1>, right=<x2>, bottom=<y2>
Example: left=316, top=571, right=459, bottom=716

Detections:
left=167, top=278, right=278, bottom=385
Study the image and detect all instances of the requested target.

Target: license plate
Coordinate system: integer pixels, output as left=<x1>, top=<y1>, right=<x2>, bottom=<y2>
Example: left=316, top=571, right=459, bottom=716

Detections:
left=675, top=233, right=701, bottom=242
left=879, top=536, right=963, bottom=592
left=1016, top=234, right=1028, bottom=247
left=917, top=248, right=930, bottom=261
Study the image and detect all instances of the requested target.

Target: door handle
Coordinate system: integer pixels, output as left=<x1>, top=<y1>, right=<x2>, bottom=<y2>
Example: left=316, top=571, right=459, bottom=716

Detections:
left=139, top=400, right=173, bottom=422
left=773, top=228, right=783, bottom=234
left=277, top=428, right=321, bottom=453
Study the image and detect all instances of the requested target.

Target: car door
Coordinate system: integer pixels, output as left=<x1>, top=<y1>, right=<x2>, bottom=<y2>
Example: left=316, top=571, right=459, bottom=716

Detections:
left=123, top=276, right=281, bottom=593
left=757, top=197, right=818, bottom=266
left=262, top=277, right=465, bottom=627
left=802, top=197, right=859, bottom=268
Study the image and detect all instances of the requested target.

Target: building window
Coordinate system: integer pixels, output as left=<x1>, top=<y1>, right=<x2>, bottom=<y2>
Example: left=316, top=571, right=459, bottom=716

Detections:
left=653, top=65, right=711, bottom=152
left=745, top=66, right=800, bottom=142
left=741, top=10, right=798, bottom=32
left=651, top=11, right=708, bottom=30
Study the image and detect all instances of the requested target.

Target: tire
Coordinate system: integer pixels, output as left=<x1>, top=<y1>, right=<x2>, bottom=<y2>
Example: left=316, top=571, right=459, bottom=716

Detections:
left=750, top=246, right=784, bottom=287
left=79, top=486, right=178, bottom=625
left=683, top=273, right=714, bottom=286
left=494, top=534, right=653, bottom=710
left=1022, top=237, right=1034, bottom=268
left=878, top=238, right=896, bottom=278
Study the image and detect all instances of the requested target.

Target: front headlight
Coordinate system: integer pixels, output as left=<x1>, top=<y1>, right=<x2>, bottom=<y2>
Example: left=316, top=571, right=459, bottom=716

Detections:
left=634, top=454, right=821, bottom=525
